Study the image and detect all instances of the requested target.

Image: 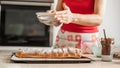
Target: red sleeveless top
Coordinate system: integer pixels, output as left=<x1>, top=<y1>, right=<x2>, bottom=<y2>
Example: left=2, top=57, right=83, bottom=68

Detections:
left=61, top=0, right=98, bottom=33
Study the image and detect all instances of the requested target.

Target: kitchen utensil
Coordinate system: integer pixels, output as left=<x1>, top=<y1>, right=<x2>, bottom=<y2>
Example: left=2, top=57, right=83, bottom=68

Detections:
left=36, top=12, right=56, bottom=26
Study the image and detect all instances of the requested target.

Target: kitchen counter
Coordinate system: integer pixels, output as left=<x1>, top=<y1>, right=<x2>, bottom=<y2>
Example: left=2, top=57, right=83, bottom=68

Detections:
left=0, top=50, right=120, bottom=68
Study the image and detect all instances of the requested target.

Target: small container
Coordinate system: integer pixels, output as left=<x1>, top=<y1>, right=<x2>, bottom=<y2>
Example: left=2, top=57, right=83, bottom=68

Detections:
left=36, top=12, right=56, bottom=26
left=92, top=46, right=101, bottom=57
left=101, top=38, right=114, bottom=62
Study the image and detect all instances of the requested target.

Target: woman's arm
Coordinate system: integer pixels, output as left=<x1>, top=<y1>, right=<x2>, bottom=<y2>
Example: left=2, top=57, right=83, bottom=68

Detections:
left=72, top=0, right=107, bottom=26
left=56, top=0, right=64, bottom=11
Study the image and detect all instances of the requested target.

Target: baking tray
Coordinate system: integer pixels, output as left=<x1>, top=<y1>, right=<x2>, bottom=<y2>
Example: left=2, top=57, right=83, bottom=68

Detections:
left=11, top=53, right=92, bottom=63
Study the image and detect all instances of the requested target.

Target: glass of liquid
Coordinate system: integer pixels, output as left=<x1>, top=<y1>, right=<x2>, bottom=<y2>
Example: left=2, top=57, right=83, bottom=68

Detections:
left=101, top=38, right=114, bottom=62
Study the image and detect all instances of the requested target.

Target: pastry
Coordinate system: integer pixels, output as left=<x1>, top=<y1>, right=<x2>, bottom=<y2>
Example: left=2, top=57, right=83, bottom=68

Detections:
left=15, top=48, right=82, bottom=59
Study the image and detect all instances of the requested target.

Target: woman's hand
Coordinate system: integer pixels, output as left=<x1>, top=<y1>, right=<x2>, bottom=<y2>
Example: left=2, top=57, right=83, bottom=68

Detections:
left=55, top=3, right=73, bottom=24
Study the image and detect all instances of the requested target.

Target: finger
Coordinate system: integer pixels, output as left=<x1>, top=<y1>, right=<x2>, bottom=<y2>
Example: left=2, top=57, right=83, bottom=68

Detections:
left=63, top=3, right=70, bottom=10
left=55, top=16, right=68, bottom=22
left=56, top=17, right=67, bottom=23
left=57, top=17, right=63, bottom=21
left=55, top=13, right=68, bottom=19
left=55, top=10, right=67, bottom=15
left=60, top=17, right=69, bottom=23
left=61, top=14, right=68, bottom=18
left=60, top=20, right=69, bottom=24
left=47, top=10, right=56, bottom=13
left=54, top=15, right=63, bottom=19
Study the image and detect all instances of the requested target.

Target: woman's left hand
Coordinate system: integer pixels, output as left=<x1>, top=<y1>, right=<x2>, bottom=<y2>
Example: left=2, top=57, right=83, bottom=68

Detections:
left=55, top=3, right=73, bottom=24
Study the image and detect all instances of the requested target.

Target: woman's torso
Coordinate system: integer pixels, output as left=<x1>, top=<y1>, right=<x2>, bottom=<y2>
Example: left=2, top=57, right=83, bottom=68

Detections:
left=61, top=0, right=98, bottom=33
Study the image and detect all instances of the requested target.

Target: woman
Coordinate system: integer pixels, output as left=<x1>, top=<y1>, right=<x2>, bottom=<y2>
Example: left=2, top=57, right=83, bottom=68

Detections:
left=52, top=0, right=106, bottom=54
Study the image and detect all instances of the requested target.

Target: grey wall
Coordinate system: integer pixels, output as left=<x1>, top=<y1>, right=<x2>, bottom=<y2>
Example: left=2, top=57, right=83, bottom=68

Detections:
left=99, top=0, right=120, bottom=46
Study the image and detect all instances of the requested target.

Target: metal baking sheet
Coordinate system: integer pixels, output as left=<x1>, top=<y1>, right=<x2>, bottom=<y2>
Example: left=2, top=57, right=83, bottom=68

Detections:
left=11, top=54, right=92, bottom=63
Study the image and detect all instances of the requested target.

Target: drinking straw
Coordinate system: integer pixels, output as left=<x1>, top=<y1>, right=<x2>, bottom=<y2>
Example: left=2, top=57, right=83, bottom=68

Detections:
left=103, top=29, right=108, bottom=44
left=103, top=29, right=107, bottom=40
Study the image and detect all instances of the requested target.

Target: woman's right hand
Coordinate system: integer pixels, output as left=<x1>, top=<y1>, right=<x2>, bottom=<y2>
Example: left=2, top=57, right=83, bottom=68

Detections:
left=54, top=3, right=73, bottom=24
left=46, top=10, right=61, bottom=26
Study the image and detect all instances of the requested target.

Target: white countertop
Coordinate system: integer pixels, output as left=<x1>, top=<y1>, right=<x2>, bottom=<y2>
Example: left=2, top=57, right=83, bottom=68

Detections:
left=0, top=62, right=120, bottom=68
left=0, top=50, right=120, bottom=68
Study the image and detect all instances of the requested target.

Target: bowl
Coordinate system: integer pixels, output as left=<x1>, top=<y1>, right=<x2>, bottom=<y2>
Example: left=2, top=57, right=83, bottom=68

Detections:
left=36, top=12, right=56, bottom=25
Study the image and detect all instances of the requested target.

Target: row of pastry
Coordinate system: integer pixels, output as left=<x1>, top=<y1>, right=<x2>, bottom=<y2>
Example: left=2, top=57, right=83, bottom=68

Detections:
left=15, top=48, right=82, bottom=58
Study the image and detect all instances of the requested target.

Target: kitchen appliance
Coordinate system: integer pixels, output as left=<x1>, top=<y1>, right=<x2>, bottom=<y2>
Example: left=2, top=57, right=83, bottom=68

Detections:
left=0, top=0, right=54, bottom=47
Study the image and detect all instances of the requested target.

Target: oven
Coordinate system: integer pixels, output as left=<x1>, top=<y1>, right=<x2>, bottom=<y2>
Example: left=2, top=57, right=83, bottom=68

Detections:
left=0, top=0, right=54, bottom=47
